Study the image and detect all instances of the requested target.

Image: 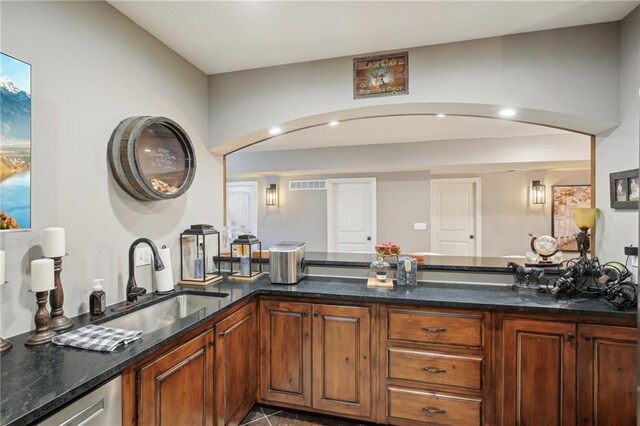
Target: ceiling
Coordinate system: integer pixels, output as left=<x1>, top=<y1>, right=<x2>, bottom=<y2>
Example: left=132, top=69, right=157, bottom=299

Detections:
left=241, top=115, right=567, bottom=152
left=109, top=1, right=639, bottom=74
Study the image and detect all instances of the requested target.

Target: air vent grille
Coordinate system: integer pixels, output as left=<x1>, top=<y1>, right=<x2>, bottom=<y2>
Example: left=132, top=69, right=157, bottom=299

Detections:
left=289, top=180, right=326, bottom=191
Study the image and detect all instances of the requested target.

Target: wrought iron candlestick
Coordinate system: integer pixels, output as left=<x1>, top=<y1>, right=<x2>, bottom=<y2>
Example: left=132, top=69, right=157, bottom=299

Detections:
left=25, top=291, right=57, bottom=346
left=48, top=256, right=74, bottom=332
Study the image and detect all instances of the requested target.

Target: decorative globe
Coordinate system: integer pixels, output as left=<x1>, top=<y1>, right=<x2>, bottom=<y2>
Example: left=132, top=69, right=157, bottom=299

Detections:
left=533, top=235, right=558, bottom=256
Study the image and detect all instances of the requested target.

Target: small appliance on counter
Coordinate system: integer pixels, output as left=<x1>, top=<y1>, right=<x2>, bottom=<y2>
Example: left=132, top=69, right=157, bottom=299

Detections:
left=269, top=241, right=306, bottom=284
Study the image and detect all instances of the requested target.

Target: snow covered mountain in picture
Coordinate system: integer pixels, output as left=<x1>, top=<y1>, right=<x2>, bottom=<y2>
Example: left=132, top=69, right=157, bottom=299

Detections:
left=1, top=52, right=31, bottom=230
left=0, top=74, right=31, bottom=146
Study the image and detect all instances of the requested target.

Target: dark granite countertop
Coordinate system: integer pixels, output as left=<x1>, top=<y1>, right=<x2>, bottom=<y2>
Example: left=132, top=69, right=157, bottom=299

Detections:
left=1, top=275, right=634, bottom=426
left=222, top=251, right=563, bottom=274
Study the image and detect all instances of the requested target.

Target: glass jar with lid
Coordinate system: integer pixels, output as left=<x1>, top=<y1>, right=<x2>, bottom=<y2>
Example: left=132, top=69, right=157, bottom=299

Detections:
left=367, top=256, right=393, bottom=288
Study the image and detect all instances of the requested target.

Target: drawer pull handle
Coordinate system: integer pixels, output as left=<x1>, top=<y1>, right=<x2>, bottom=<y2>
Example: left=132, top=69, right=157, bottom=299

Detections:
left=422, top=327, right=447, bottom=333
left=422, top=366, right=447, bottom=374
left=422, top=407, right=447, bottom=415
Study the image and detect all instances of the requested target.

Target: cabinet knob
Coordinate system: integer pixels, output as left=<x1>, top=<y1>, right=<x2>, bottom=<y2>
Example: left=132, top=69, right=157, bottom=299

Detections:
left=303, top=312, right=308, bottom=317
left=567, top=332, right=575, bottom=340
left=583, top=334, right=592, bottom=341
left=313, top=312, right=319, bottom=318
left=422, top=407, right=446, bottom=415
left=422, top=367, right=447, bottom=374
left=422, top=327, right=447, bottom=333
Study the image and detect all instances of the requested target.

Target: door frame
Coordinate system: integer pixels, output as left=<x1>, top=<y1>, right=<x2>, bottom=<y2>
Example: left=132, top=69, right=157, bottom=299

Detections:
left=226, top=181, right=259, bottom=235
left=326, top=177, right=377, bottom=253
left=430, top=177, right=482, bottom=256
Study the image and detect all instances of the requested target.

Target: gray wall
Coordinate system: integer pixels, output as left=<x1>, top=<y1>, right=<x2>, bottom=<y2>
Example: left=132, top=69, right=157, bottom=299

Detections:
left=438, top=169, right=591, bottom=257
left=209, top=22, right=620, bottom=150
left=595, top=6, right=639, bottom=266
left=232, top=169, right=589, bottom=257
left=231, top=171, right=431, bottom=253
left=0, top=1, right=224, bottom=337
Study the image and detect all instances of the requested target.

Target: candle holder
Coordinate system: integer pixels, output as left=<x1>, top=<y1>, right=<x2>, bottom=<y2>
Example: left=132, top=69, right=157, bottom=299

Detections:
left=48, top=256, right=74, bottom=332
left=0, top=337, right=12, bottom=353
left=25, top=291, right=57, bottom=346
left=0, top=279, right=11, bottom=353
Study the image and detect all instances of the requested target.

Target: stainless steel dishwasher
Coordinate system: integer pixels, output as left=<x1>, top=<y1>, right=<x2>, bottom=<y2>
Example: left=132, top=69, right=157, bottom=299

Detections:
left=37, top=376, right=122, bottom=426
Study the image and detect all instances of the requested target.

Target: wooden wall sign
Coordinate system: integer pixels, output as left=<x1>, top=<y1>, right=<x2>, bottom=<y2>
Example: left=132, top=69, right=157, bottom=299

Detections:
left=353, top=51, right=408, bottom=99
left=108, top=116, right=196, bottom=201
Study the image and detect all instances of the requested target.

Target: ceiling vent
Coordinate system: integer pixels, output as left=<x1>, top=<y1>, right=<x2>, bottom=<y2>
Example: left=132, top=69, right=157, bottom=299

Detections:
left=289, top=180, right=326, bottom=191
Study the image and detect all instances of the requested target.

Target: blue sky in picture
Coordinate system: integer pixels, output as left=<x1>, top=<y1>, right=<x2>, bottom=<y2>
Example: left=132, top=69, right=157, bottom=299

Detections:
left=0, top=53, right=31, bottom=95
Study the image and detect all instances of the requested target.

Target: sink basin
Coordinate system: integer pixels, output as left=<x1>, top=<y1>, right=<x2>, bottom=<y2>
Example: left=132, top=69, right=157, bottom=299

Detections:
left=101, top=293, right=229, bottom=334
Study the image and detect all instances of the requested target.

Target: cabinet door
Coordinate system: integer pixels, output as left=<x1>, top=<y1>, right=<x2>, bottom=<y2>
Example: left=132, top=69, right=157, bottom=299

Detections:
left=214, top=303, right=257, bottom=426
left=577, top=324, right=637, bottom=426
left=139, top=330, right=214, bottom=426
left=259, top=300, right=312, bottom=407
left=312, top=304, right=372, bottom=418
left=501, top=318, right=576, bottom=426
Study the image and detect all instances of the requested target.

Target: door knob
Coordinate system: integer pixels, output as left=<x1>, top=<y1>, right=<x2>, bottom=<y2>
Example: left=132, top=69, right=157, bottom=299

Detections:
left=469, top=235, right=475, bottom=239
left=367, top=236, right=372, bottom=241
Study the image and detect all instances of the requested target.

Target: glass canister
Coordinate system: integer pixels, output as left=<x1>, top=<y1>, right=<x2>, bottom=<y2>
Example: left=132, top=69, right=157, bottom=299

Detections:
left=367, top=256, right=393, bottom=288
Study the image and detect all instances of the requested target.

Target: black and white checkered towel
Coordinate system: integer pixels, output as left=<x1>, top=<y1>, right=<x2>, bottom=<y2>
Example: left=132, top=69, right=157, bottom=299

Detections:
left=52, top=324, right=143, bottom=352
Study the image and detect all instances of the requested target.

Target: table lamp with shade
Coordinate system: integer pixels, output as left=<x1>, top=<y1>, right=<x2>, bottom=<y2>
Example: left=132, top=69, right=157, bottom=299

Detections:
left=573, top=208, right=599, bottom=259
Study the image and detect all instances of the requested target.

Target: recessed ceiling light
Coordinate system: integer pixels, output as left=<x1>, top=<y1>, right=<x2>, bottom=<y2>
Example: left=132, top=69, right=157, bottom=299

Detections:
left=269, top=127, right=282, bottom=135
left=436, top=113, right=446, bottom=118
left=499, top=108, right=516, bottom=117
left=328, top=121, right=339, bottom=126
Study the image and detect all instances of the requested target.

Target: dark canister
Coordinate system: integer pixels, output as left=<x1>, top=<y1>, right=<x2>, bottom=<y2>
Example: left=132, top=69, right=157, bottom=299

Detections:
left=90, top=279, right=106, bottom=316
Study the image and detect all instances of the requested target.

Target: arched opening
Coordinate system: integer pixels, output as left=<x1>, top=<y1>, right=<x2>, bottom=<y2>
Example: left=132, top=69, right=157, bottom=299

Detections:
left=221, top=103, right=596, bottom=268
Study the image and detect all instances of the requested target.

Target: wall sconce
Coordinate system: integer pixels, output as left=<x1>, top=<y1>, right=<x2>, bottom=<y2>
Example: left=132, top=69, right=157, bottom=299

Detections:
left=266, top=184, right=278, bottom=206
left=531, top=180, right=546, bottom=204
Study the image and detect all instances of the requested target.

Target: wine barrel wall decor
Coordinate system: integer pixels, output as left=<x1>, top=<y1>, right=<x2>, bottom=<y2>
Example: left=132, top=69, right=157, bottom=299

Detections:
left=108, top=116, right=196, bottom=201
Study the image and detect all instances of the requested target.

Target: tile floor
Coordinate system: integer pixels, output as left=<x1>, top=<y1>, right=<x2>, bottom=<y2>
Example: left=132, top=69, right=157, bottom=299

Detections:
left=240, top=405, right=371, bottom=426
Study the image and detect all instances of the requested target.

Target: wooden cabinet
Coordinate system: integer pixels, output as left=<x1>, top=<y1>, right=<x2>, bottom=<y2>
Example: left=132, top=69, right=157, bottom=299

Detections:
left=258, top=300, right=374, bottom=420
left=214, top=302, right=257, bottom=426
left=138, top=330, right=214, bottom=426
left=499, top=317, right=637, bottom=426
left=259, top=300, right=312, bottom=407
left=311, top=304, right=373, bottom=418
left=383, top=306, right=491, bottom=426
left=577, top=324, right=636, bottom=426
left=500, top=318, right=577, bottom=426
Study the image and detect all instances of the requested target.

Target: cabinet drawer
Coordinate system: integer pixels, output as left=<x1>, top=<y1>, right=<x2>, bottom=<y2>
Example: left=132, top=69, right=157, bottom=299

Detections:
left=387, top=309, right=483, bottom=348
left=388, top=348, right=483, bottom=391
left=388, top=387, right=482, bottom=426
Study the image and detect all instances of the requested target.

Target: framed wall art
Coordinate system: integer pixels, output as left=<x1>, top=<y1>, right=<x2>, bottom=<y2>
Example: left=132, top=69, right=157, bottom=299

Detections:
left=610, top=168, right=639, bottom=210
left=551, top=185, right=592, bottom=251
left=0, top=52, right=31, bottom=231
left=353, top=51, right=408, bottom=99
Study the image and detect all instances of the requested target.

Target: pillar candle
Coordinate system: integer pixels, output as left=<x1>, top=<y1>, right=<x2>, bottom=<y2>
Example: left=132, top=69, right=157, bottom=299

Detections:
left=31, top=259, right=54, bottom=292
left=0, top=250, right=5, bottom=285
left=43, top=227, right=66, bottom=257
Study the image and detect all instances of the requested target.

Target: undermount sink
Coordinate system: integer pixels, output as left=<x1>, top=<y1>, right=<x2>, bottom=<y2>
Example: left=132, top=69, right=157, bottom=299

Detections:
left=101, top=293, right=229, bottom=334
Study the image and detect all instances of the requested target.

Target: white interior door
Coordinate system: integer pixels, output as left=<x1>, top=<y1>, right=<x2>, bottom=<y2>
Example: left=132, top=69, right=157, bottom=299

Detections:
left=327, top=178, right=377, bottom=253
left=431, top=178, right=481, bottom=256
left=226, top=181, right=258, bottom=235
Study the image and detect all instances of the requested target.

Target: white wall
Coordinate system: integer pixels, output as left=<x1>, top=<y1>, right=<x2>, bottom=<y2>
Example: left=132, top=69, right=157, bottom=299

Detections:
left=209, top=22, right=620, bottom=152
left=227, top=133, right=590, bottom=176
left=0, top=1, right=224, bottom=337
left=595, top=6, right=639, bottom=264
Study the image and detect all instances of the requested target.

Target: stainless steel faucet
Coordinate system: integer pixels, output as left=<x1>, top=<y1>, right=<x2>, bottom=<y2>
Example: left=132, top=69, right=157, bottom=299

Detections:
left=127, top=238, right=165, bottom=303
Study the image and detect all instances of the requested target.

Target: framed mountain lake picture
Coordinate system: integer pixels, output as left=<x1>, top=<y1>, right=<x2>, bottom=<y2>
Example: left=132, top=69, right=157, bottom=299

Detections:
left=0, top=52, right=31, bottom=231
